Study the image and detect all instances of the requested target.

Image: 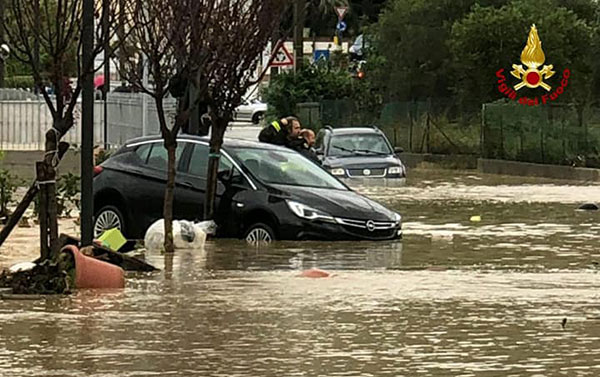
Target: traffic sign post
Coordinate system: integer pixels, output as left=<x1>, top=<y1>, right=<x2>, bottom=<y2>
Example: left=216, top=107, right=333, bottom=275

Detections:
left=335, top=6, right=348, bottom=20
left=333, top=6, right=348, bottom=49
left=270, top=44, right=294, bottom=67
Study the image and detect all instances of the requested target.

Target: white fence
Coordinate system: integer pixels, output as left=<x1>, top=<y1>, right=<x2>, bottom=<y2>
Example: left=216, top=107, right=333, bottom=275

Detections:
left=0, top=91, right=177, bottom=150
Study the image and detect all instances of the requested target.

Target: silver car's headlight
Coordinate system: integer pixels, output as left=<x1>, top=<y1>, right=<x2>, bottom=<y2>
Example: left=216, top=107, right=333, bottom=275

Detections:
left=286, top=200, right=336, bottom=223
left=388, top=166, right=403, bottom=175
left=330, top=168, right=345, bottom=176
left=394, top=212, right=402, bottom=223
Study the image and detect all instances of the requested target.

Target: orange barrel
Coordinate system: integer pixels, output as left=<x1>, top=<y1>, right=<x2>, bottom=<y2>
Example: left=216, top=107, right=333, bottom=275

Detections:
left=61, top=245, right=125, bottom=289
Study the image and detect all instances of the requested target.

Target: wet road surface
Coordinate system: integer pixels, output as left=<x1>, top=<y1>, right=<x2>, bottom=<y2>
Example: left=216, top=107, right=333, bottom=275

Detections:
left=1, top=168, right=600, bottom=376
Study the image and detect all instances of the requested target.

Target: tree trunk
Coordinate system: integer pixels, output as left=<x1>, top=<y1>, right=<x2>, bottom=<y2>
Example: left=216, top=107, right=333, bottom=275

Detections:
left=40, top=126, right=60, bottom=260
left=163, top=138, right=176, bottom=253
left=0, top=142, right=68, bottom=249
left=36, top=162, right=49, bottom=260
left=204, top=117, right=227, bottom=220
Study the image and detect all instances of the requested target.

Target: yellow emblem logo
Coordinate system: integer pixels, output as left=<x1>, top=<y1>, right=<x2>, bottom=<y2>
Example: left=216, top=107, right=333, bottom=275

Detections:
left=510, top=25, right=555, bottom=91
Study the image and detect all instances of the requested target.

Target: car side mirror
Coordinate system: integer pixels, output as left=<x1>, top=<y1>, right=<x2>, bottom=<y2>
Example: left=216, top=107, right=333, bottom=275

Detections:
left=394, top=147, right=404, bottom=154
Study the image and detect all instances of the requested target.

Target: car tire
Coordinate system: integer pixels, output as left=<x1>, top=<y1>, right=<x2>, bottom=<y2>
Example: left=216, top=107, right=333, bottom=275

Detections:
left=94, top=205, right=126, bottom=239
left=244, top=222, right=275, bottom=244
left=252, top=112, right=264, bottom=125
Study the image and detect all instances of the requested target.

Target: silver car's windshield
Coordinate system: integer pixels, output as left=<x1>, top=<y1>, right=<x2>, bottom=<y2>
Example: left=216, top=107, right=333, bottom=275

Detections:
left=231, top=148, right=347, bottom=190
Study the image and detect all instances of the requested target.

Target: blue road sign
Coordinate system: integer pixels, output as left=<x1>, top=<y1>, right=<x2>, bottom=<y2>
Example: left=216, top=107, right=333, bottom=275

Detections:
left=336, top=21, right=347, bottom=32
left=313, top=50, right=330, bottom=62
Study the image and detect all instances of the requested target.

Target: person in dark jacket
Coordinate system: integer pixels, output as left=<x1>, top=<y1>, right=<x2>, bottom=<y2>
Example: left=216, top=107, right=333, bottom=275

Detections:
left=288, top=129, right=319, bottom=163
left=258, top=116, right=301, bottom=146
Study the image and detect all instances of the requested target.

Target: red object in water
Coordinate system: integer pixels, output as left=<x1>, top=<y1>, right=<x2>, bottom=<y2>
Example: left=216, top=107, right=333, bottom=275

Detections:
left=298, top=268, right=332, bottom=278
left=94, top=75, right=105, bottom=89
left=61, top=245, right=125, bottom=289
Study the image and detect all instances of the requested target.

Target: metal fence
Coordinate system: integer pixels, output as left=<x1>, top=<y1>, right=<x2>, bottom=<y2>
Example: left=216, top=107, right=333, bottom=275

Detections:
left=296, top=99, right=480, bottom=155
left=482, top=102, right=600, bottom=167
left=0, top=90, right=177, bottom=151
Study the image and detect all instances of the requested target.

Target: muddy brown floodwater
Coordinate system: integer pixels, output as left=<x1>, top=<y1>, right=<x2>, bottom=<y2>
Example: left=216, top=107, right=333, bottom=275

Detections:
left=1, top=168, right=600, bottom=376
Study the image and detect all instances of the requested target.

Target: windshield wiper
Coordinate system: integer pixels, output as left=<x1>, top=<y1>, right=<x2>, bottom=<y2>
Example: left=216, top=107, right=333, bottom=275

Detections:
left=353, top=149, right=389, bottom=156
left=332, top=145, right=387, bottom=156
left=332, top=145, right=356, bottom=153
left=332, top=145, right=369, bottom=155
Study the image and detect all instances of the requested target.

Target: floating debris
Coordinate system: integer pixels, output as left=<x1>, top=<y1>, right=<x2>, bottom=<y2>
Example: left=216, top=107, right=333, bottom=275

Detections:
left=577, top=203, right=599, bottom=211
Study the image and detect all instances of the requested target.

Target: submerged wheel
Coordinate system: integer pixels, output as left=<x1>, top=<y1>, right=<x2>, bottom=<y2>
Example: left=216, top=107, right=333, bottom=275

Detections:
left=94, top=205, right=125, bottom=238
left=244, top=222, right=275, bottom=244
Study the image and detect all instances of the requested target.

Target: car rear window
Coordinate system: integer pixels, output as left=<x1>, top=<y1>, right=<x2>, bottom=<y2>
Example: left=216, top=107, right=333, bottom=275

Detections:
left=144, top=142, right=184, bottom=171
left=188, top=144, right=234, bottom=178
left=135, top=144, right=151, bottom=163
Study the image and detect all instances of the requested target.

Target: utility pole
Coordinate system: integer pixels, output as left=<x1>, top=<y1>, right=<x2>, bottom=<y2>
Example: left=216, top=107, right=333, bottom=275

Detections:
left=118, top=0, right=126, bottom=81
left=103, top=0, right=110, bottom=149
left=81, top=0, right=94, bottom=245
left=33, top=0, right=40, bottom=93
left=0, top=0, right=4, bottom=88
left=293, top=0, right=305, bottom=73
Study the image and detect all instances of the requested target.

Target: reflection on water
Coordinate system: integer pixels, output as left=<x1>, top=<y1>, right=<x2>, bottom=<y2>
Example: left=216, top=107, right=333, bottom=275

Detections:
left=2, top=168, right=600, bottom=376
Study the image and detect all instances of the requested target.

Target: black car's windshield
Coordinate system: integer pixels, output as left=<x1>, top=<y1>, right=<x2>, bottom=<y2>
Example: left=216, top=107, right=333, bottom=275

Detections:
left=328, top=134, right=392, bottom=157
left=230, top=147, right=347, bottom=190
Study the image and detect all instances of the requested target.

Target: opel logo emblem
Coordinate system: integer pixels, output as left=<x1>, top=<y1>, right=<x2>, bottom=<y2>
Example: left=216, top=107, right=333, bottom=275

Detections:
left=363, top=169, right=371, bottom=176
left=366, top=220, right=375, bottom=232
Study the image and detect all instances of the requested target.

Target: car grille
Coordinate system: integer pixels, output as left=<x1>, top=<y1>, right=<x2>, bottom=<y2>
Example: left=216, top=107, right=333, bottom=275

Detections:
left=347, top=168, right=386, bottom=177
left=335, top=217, right=398, bottom=238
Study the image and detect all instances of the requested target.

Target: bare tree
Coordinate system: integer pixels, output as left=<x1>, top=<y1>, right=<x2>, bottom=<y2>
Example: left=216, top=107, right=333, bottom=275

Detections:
left=201, top=0, right=288, bottom=220
left=0, top=0, right=122, bottom=259
left=119, top=0, right=211, bottom=253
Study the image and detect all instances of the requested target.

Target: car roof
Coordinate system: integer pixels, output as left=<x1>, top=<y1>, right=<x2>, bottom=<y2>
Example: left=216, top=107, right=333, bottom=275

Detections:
left=326, top=127, right=383, bottom=135
left=124, top=134, right=291, bottom=152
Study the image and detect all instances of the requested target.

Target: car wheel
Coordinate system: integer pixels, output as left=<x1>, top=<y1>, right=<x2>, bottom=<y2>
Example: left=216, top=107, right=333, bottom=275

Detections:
left=94, top=205, right=125, bottom=238
left=252, top=112, right=264, bottom=125
left=244, top=222, right=275, bottom=244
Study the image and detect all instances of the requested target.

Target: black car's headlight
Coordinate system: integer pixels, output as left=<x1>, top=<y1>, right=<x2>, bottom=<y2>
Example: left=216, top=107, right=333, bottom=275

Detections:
left=286, top=200, right=336, bottom=223
left=393, top=212, right=402, bottom=224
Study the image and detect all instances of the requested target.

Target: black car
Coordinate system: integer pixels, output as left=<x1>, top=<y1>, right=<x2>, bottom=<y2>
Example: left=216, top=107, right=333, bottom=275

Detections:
left=92, top=135, right=402, bottom=243
left=315, top=126, right=406, bottom=179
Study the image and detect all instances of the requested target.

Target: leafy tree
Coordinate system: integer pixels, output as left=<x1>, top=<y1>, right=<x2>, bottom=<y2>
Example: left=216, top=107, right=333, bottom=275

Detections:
left=367, top=0, right=510, bottom=104
left=263, top=63, right=382, bottom=125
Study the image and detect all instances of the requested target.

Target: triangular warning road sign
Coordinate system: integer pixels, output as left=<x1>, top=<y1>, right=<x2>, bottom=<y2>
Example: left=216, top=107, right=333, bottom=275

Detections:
left=270, top=44, right=294, bottom=67
left=335, top=7, right=348, bottom=20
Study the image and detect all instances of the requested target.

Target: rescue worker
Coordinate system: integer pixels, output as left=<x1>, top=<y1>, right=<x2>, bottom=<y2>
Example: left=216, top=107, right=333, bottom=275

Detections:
left=258, top=116, right=301, bottom=146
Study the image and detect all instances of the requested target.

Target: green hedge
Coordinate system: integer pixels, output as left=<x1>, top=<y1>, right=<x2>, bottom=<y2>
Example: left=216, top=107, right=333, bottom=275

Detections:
left=4, top=76, right=35, bottom=89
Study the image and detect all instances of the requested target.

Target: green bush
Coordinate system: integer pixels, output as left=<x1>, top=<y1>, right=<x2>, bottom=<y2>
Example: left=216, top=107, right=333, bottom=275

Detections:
left=57, top=173, right=80, bottom=218
left=5, top=76, right=35, bottom=90
left=0, top=169, right=21, bottom=217
left=262, top=64, right=382, bottom=128
left=32, top=173, right=81, bottom=218
left=95, top=148, right=113, bottom=165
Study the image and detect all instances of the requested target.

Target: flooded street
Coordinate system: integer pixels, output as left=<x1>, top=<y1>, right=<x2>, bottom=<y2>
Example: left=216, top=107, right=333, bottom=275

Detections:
left=2, top=168, right=600, bottom=376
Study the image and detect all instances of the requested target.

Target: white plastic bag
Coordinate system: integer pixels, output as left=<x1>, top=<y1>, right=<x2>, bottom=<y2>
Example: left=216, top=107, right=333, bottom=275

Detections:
left=144, top=219, right=216, bottom=252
